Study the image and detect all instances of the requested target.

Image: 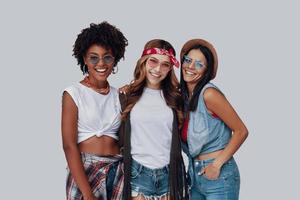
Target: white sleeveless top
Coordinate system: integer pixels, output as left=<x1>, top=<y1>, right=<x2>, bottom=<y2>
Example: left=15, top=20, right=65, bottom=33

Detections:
left=130, top=87, right=173, bottom=169
left=63, top=83, right=121, bottom=143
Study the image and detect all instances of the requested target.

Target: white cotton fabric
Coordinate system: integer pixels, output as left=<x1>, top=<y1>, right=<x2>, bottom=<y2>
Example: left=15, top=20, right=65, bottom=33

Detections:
left=130, top=87, right=173, bottom=169
left=64, top=83, right=121, bottom=143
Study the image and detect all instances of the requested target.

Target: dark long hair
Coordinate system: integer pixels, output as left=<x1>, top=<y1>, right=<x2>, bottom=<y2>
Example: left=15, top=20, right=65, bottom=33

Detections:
left=119, top=39, right=188, bottom=200
left=180, top=45, right=215, bottom=112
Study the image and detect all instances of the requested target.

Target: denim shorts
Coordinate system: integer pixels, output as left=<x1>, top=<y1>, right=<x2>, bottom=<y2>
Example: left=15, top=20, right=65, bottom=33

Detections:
left=189, top=157, right=240, bottom=200
left=130, top=159, right=169, bottom=198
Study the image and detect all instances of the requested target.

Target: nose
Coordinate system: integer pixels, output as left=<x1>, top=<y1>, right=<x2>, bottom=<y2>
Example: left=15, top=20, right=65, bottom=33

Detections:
left=153, top=64, right=161, bottom=72
left=187, top=61, right=195, bottom=69
left=96, top=58, right=105, bottom=67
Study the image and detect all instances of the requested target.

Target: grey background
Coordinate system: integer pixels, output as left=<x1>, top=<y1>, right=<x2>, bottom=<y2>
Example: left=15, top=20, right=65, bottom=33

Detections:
left=0, top=0, right=299, bottom=199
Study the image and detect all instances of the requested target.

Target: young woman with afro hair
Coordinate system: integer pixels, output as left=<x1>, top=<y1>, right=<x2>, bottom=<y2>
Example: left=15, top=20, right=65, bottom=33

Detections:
left=62, top=21, right=128, bottom=200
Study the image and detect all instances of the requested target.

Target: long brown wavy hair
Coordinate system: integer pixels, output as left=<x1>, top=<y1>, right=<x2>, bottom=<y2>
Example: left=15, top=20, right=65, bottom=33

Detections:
left=119, top=39, right=188, bottom=200
left=121, top=39, right=183, bottom=127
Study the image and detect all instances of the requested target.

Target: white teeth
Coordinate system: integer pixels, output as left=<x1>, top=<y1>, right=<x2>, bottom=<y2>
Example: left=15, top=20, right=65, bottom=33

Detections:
left=95, top=68, right=107, bottom=72
left=185, top=70, right=195, bottom=75
left=150, top=71, right=160, bottom=78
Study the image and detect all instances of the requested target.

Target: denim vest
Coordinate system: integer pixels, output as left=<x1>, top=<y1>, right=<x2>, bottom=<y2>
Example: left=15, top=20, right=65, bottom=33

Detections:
left=182, top=83, right=232, bottom=158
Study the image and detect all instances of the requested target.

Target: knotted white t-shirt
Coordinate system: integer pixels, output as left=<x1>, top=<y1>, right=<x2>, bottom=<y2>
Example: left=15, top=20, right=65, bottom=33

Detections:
left=64, top=83, right=121, bottom=143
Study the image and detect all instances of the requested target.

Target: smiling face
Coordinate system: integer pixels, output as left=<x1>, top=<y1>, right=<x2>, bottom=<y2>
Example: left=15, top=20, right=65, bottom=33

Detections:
left=182, top=49, right=208, bottom=89
left=145, top=54, right=172, bottom=89
left=84, top=44, right=115, bottom=83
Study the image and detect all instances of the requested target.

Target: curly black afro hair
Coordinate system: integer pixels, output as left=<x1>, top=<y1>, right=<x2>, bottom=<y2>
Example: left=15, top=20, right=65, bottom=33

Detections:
left=73, top=21, right=128, bottom=74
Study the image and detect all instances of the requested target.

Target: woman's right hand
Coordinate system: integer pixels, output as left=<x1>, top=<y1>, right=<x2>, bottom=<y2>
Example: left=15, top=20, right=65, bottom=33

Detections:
left=119, top=84, right=129, bottom=94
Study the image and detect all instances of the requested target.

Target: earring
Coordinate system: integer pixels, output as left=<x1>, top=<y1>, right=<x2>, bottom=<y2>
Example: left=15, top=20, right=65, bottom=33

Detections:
left=83, top=64, right=88, bottom=74
left=112, top=65, right=118, bottom=74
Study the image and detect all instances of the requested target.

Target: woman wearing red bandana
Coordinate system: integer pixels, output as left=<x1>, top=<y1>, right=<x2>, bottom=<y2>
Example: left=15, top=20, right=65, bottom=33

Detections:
left=118, top=39, right=188, bottom=200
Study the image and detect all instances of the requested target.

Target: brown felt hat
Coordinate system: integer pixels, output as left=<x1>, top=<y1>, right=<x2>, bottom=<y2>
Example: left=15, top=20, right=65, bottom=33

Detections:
left=180, top=38, right=218, bottom=79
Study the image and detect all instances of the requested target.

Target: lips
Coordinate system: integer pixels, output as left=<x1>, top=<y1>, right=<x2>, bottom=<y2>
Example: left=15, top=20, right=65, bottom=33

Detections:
left=184, top=70, right=196, bottom=76
left=149, top=71, right=161, bottom=78
left=94, top=67, right=108, bottom=73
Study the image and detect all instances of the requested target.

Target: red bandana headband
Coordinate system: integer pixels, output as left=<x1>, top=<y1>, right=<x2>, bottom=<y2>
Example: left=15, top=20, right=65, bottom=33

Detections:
left=141, top=48, right=179, bottom=68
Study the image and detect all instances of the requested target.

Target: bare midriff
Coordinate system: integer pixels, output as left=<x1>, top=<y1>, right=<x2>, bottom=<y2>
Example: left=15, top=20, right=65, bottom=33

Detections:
left=78, top=135, right=120, bottom=156
left=195, top=149, right=223, bottom=160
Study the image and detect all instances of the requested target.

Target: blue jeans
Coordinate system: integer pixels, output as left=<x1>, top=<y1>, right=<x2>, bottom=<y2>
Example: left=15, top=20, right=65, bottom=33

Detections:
left=106, top=161, right=118, bottom=199
left=130, top=159, right=169, bottom=198
left=189, top=157, right=240, bottom=200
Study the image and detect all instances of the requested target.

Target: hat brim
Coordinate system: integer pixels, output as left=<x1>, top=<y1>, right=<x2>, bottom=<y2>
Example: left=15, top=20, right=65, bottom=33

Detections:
left=180, top=39, right=218, bottom=79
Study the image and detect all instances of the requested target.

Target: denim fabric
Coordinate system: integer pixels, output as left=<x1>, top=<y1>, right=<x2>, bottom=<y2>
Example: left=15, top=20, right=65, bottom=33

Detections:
left=106, top=161, right=118, bottom=199
left=189, top=157, right=240, bottom=200
left=183, top=82, right=232, bottom=158
left=130, top=159, right=169, bottom=198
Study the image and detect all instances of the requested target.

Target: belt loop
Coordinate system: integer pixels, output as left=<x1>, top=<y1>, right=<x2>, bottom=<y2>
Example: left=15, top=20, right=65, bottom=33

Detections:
left=138, top=161, right=143, bottom=174
left=165, top=164, right=170, bottom=174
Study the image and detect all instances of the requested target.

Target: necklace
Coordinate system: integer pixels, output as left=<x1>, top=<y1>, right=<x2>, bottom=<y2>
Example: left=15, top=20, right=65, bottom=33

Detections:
left=83, top=76, right=110, bottom=95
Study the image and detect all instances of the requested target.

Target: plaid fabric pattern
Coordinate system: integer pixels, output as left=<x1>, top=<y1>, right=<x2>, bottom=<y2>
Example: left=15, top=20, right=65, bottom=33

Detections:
left=66, top=153, right=124, bottom=200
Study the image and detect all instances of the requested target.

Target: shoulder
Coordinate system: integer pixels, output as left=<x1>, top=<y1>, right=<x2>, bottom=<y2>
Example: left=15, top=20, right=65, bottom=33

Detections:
left=204, top=87, right=224, bottom=100
left=203, top=84, right=227, bottom=109
left=202, top=83, right=223, bottom=98
left=109, top=85, right=119, bottom=94
left=62, top=83, right=82, bottom=106
left=109, top=86, right=121, bottom=101
left=63, top=83, right=81, bottom=94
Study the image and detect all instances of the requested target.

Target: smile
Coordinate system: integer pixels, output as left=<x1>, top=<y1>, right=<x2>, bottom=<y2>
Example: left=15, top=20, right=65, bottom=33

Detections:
left=149, top=71, right=161, bottom=78
left=95, top=68, right=107, bottom=73
left=185, top=70, right=196, bottom=75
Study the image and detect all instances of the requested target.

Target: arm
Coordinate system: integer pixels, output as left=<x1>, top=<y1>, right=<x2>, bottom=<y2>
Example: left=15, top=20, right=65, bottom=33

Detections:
left=201, top=88, right=248, bottom=179
left=61, top=92, right=96, bottom=200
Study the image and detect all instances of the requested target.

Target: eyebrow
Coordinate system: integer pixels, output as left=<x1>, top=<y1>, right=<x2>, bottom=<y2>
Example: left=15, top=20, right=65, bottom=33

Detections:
left=149, top=56, right=171, bottom=64
left=186, top=56, right=204, bottom=63
left=149, top=56, right=159, bottom=60
left=88, top=52, right=112, bottom=56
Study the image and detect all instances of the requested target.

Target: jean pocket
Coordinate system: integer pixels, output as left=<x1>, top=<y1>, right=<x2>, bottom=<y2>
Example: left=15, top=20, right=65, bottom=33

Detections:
left=201, top=171, right=221, bottom=181
left=198, top=159, right=236, bottom=181
left=131, top=164, right=142, bottom=179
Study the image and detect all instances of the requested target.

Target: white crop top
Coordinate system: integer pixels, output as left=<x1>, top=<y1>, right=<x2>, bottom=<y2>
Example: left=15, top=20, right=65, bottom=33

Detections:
left=63, top=83, right=121, bottom=143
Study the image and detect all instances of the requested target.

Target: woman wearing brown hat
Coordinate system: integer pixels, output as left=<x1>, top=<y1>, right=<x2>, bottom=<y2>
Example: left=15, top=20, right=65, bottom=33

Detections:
left=179, top=39, right=248, bottom=199
left=119, top=39, right=188, bottom=200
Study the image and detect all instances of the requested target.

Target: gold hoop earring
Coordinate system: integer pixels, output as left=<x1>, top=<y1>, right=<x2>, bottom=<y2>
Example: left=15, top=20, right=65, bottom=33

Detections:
left=83, top=64, right=89, bottom=74
left=112, top=65, right=118, bottom=74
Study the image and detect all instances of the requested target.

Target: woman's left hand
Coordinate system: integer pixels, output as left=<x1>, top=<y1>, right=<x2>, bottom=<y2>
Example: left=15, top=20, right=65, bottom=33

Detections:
left=199, top=163, right=221, bottom=180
